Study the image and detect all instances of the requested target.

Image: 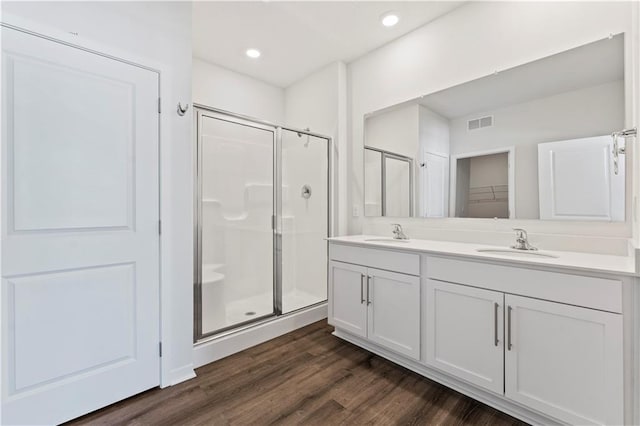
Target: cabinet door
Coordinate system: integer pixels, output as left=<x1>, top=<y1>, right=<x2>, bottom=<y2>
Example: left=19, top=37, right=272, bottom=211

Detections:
left=425, top=279, right=504, bottom=394
left=367, top=268, right=421, bottom=359
left=328, top=261, right=368, bottom=338
left=504, top=295, right=623, bottom=425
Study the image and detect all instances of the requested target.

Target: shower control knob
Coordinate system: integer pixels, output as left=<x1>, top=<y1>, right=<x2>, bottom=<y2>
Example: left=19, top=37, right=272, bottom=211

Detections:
left=301, top=184, right=312, bottom=199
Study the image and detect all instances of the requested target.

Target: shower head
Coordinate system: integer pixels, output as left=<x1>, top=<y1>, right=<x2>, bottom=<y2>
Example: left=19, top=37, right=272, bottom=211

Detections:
left=297, top=128, right=311, bottom=147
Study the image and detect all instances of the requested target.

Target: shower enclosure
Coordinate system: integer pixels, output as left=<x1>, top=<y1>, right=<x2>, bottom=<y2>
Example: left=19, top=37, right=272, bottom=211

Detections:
left=194, top=106, right=331, bottom=341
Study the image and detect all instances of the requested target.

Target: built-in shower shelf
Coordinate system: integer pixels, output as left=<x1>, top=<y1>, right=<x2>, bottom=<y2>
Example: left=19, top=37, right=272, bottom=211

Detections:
left=203, top=264, right=225, bottom=285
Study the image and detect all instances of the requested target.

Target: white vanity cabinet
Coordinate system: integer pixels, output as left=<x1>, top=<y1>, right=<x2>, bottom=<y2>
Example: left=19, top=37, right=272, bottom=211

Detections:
left=328, top=239, right=630, bottom=425
left=425, top=257, right=624, bottom=425
left=504, top=294, right=623, bottom=425
left=328, top=245, right=421, bottom=360
left=425, top=280, right=504, bottom=395
left=328, top=261, right=368, bottom=338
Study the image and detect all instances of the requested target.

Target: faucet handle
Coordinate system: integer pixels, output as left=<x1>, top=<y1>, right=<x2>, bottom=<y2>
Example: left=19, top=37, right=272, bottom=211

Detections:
left=512, top=227, right=527, bottom=238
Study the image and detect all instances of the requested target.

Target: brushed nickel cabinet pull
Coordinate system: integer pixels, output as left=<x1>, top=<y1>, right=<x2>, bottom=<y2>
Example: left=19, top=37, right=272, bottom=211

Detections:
left=366, top=275, right=372, bottom=305
left=494, top=302, right=500, bottom=347
left=507, top=305, right=513, bottom=351
left=360, top=274, right=365, bottom=304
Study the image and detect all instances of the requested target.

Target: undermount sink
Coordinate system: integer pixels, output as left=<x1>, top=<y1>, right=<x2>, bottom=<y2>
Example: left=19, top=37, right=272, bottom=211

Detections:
left=476, top=248, right=558, bottom=259
left=364, top=238, right=410, bottom=243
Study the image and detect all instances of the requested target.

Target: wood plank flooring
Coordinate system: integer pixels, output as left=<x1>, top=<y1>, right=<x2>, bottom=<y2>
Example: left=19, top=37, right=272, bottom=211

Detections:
left=68, top=321, right=527, bottom=425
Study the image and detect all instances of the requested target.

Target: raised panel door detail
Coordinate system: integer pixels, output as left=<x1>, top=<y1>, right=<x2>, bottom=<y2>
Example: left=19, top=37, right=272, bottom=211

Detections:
left=504, top=295, right=623, bottom=425
left=425, top=279, right=504, bottom=394
left=367, top=268, right=420, bottom=360
left=6, top=53, right=134, bottom=232
left=329, top=261, right=367, bottom=338
left=538, top=136, right=624, bottom=221
left=2, top=27, right=160, bottom=425
left=7, top=264, right=136, bottom=392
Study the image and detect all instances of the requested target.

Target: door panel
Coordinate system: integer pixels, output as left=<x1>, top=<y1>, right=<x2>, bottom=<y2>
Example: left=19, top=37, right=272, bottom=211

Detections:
left=422, top=152, right=449, bottom=218
left=280, top=129, right=329, bottom=314
left=328, top=261, right=367, bottom=338
left=538, top=135, right=624, bottom=221
left=197, top=113, right=275, bottom=336
left=504, top=295, right=623, bottom=425
left=367, top=268, right=420, bottom=359
left=2, top=28, right=160, bottom=425
left=425, top=279, right=504, bottom=394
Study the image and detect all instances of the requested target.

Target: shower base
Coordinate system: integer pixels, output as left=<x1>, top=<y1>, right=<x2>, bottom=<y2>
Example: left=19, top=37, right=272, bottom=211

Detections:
left=202, top=288, right=324, bottom=335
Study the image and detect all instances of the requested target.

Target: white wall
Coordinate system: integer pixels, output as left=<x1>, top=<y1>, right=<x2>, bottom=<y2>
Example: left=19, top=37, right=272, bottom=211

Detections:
left=348, top=1, right=636, bottom=250
left=419, top=106, right=450, bottom=157
left=365, top=104, right=419, bottom=158
left=193, top=57, right=284, bottom=123
left=1, top=1, right=195, bottom=386
left=449, top=80, right=624, bottom=219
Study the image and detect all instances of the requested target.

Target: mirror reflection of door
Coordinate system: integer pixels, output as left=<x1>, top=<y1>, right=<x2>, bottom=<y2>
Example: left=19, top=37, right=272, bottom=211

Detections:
left=421, top=152, right=449, bottom=218
left=364, top=149, right=382, bottom=216
left=362, top=33, right=625, bottom=222
left=384, top=156, right=412, bottom=217
left=538, top=135, right=624, bottom=221
left=364, top=147, right=413, bottom=217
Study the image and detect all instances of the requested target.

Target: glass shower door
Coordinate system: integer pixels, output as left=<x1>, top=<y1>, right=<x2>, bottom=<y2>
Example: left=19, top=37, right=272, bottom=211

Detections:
left=279, top=129, right=330, bottom=314
left=196, top=112, right=276, bottom=337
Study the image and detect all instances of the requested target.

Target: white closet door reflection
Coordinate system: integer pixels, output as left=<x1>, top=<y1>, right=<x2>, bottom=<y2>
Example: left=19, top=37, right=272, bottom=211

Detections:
left=199, top=116, right=275, bottom=334
left=280, top=130, right=329, bottom=314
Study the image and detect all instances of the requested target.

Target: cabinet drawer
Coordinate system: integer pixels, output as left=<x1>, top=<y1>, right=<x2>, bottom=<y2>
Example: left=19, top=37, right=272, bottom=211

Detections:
left=329, top=243, right=420, bottom=276
left=426, top=256, right=622, bottom=313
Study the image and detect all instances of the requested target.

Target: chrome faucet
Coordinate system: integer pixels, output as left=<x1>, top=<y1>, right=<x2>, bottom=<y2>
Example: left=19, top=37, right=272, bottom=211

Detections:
left=391, top=223, right=408, bottom=240
left=511, top=228, right=537, bottom=251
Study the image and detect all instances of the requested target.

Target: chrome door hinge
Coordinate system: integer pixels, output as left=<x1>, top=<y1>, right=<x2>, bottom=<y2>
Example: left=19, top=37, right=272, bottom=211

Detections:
left=159, top=342, right=163, bottom=357
left=158, top=98, right=162, bottom=114
left=158, top=220, right=162, bottom=235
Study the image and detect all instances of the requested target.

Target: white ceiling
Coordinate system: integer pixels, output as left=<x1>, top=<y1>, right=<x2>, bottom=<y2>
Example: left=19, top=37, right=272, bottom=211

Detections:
left=192, top=1, right=465, bottom=88
left=419, top=34, right=624, bottom=119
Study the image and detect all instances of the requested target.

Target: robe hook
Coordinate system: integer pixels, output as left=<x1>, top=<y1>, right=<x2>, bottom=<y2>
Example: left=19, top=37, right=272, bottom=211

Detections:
left=177, top=102, right=189, bottom=116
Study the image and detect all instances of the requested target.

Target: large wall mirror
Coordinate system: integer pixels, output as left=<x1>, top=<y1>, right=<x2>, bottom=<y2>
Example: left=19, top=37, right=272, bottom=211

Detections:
left=364, top=33, right=628, bottom=221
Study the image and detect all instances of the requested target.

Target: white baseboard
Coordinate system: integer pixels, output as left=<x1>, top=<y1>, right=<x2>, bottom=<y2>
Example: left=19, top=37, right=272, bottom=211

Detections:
left=193, top=303, right=328, bottom=369
left=163, top=365, right=196, bottom=388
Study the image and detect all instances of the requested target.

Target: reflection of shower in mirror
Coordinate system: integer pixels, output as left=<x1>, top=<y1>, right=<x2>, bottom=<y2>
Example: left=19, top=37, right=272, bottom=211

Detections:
left=297, top=128, right=311, bottom=147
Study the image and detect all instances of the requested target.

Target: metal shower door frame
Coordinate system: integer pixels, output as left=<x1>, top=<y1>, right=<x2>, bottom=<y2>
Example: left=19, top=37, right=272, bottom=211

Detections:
left=193, top=104, right=333, bottom=343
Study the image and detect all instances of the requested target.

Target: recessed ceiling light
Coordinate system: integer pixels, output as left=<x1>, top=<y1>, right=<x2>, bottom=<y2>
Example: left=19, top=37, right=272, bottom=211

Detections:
left=246, top=48, right=261, bottom=59
left=381, top=12, right=399, bottom=27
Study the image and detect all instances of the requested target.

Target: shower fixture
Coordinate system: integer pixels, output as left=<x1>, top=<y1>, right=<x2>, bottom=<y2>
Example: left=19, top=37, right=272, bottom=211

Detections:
left=298, top=128, right=311, bottom=147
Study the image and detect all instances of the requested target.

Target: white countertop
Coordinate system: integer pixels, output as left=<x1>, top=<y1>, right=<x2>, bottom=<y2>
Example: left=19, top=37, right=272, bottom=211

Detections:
left=328, top=235, right=638, bottom=276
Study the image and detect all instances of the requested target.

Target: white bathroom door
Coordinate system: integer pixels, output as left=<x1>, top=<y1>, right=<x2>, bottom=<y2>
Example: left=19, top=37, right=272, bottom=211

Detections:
left=1, top=28, right=160, bottom=424
left=538, top=135, right=624, bottom=221
left=421, top=152, right=449, bottom=218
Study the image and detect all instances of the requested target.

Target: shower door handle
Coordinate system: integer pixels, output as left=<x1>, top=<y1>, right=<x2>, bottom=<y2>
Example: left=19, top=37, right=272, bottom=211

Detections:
left=360, top=274, right=365, bottom=304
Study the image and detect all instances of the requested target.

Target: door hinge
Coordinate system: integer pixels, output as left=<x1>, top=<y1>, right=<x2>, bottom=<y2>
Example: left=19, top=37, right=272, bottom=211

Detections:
left=158, top=98, right=162, bottom=114
left=271, top=215, right=275, bottom=230
left=159, top=342, right=163, bottom=357
left=158, top=220, right=162, bottom=235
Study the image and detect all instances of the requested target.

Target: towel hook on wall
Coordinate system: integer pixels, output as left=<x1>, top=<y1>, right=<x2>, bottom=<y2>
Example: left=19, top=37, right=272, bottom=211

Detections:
left=177, top=102, right=189, bottom=116
left=612, top=127, right=636, bottom=175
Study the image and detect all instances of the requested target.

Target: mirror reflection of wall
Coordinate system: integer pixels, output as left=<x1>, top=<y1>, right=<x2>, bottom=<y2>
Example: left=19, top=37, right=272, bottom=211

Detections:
left=363, top=33, right=626, bottom=221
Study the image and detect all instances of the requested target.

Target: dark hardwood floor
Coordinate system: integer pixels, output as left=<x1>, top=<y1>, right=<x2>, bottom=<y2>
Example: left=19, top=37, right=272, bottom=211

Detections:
left=68, top=321, right=527, bottom=425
